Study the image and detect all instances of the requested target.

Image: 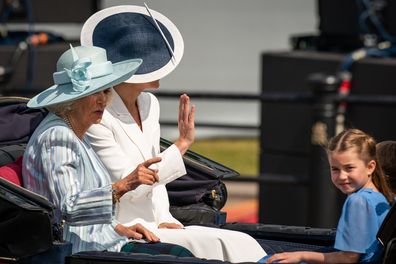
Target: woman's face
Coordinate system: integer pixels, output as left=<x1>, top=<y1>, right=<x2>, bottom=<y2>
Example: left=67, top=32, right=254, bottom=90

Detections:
left=138, top=80, right=160, bottom=90
left=329, top=149, right=376, bottom=195
left=71, top=88, right=112, bottom=127
left=115, top=80, right=160, bottom=91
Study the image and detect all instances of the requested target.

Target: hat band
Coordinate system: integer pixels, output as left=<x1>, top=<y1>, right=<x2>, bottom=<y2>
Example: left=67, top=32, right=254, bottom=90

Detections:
left=53, top=61, right=113, bottom=86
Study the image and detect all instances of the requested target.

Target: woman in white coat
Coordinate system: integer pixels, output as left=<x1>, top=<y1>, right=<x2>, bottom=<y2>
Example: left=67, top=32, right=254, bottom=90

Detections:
left=82, top=4, right=267, bottom=263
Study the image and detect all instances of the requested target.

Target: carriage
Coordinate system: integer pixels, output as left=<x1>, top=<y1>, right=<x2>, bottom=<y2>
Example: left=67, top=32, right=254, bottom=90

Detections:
left=0, top=97, right=395, bottom=264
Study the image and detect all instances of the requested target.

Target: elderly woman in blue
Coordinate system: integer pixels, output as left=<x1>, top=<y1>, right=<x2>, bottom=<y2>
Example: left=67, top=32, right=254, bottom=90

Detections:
left=22, top=45, right=192, bottom=255
left=266, top=129, right=393, bottom=263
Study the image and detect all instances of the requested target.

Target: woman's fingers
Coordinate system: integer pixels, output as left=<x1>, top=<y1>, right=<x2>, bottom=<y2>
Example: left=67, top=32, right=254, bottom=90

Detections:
left=136, top=157, right=161, bottom=183
left=130, top=166, right=158, bottom=184
left=178, top=94, right=195, bottom=139
left=126, top=229, right=143, bottom=240
left=135, top=166, right=159, bottom=184
left=188, top=104, right=195, bottom=126
left=139, top=157, right=161, bottom=182
left=134, top=224, right=160, bottom=242
left=175, top=94, right=196, bottom=155
left=122, top=157, right=161, bottom=191
left=114, top=224, right=143, bottom=240
left=182, top=95, right=190, bottom=124
left=178, top=94, right=184, bottom=123
left=115, top=223, right=159, bottom=242
left=141, top=156, right=162, bottom=168
left=178, top=94, right=191, bottom=124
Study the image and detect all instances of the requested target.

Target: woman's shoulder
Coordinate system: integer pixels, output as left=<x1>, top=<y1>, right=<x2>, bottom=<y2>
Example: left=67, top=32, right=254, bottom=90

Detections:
left=30, top=113, right=77, bottom=146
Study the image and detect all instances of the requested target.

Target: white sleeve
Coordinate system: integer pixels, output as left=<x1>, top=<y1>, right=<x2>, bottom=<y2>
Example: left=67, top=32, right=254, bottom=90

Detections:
left=156, top=144, right=186, bottom=184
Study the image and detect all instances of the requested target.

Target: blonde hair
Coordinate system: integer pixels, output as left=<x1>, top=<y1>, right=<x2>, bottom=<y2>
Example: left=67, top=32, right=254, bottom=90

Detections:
left=328, top=128, right=393, bottom=204
left=46, top=100, right=74, bottom=115
left=46, top=89, right=113, bottom=116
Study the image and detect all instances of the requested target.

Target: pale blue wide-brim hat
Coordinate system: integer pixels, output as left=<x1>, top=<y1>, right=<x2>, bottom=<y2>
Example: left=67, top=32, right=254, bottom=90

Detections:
left=80, top=4, right=184, bottom=83
left=28, top=45, right=142, bottom=109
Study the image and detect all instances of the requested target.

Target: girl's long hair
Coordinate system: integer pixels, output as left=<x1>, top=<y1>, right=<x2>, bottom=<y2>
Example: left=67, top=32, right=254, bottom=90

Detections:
left=328, top=129, right=394, bottom=204
left=377, top=141, right=396, bottom=194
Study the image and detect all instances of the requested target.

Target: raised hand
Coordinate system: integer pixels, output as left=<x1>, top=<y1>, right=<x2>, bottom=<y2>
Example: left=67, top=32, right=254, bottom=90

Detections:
left=175, top=94, right=195, bottom=155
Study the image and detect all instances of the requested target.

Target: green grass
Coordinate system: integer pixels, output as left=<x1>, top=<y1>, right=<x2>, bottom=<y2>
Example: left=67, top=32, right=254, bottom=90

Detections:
left=189, top=138, right=259, bottom=176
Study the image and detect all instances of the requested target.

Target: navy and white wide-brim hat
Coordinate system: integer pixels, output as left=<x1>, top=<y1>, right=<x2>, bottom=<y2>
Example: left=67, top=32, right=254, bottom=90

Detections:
left=80, top=4, right=184, bottom=83
left=27, top=45, right=142, bottom=108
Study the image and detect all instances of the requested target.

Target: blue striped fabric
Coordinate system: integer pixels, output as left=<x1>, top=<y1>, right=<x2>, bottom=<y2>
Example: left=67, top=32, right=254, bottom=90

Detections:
left=22, top=113, right=128, bottom=253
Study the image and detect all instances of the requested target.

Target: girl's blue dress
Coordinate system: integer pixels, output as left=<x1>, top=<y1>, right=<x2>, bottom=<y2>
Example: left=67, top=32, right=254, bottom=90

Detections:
left=335, top=188, right=390, bottom=262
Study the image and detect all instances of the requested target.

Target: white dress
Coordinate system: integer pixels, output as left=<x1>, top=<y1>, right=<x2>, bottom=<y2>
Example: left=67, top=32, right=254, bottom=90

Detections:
left=87, top=90, right=266, bottom=262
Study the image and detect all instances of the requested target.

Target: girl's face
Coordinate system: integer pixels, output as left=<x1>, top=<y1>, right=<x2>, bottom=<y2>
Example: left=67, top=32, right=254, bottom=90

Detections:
left=329, top=149, right=376, bottom=195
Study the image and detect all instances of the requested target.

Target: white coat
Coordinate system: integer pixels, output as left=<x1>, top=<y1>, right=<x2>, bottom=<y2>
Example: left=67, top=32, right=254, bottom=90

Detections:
left=87, top=90, right=266, bottom=262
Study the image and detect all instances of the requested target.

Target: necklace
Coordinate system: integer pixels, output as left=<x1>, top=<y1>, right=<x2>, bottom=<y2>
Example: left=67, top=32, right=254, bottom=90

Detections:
left=63, top=114, right=76, bottom=134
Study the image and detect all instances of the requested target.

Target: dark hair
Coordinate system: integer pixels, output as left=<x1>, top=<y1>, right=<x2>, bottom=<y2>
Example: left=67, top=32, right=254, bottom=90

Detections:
left=328, top=129, right=393, bottom=204
left=377, top=141, right=396, bottom=195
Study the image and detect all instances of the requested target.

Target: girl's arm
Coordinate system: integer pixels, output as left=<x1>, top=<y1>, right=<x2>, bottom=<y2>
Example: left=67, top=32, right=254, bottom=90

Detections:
left=267, top=251, right=360, bottom=263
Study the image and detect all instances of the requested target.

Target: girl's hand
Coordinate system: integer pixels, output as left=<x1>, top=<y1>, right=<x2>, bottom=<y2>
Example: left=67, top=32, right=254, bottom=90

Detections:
left=266, top=252, right=304, bottom=263
left=266, top=251, right=359, bottom=263
left=175, top=94, right=195, bottom=155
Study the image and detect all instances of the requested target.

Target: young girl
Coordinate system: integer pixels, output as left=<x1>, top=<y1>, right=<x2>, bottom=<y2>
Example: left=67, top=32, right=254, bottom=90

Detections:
left=266, top=129, right=393, bottom=263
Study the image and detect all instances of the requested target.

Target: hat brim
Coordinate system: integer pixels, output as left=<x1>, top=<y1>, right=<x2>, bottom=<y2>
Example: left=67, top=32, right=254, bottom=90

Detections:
left=28, top=59, right=142, bottom=109
left=80, top=5, right=184, bottom=83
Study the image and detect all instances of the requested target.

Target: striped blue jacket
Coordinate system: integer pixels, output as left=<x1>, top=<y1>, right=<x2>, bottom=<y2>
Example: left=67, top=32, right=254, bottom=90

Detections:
left=22, top=113, right=128, bottom=253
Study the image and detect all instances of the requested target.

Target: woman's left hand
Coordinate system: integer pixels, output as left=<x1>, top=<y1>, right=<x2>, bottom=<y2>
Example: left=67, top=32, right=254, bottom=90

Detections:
left=115, top=223, right=160, bottom=242
left=175, top=94, right=195, bottom=155
left=158, top=222, right=184, bottom=229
